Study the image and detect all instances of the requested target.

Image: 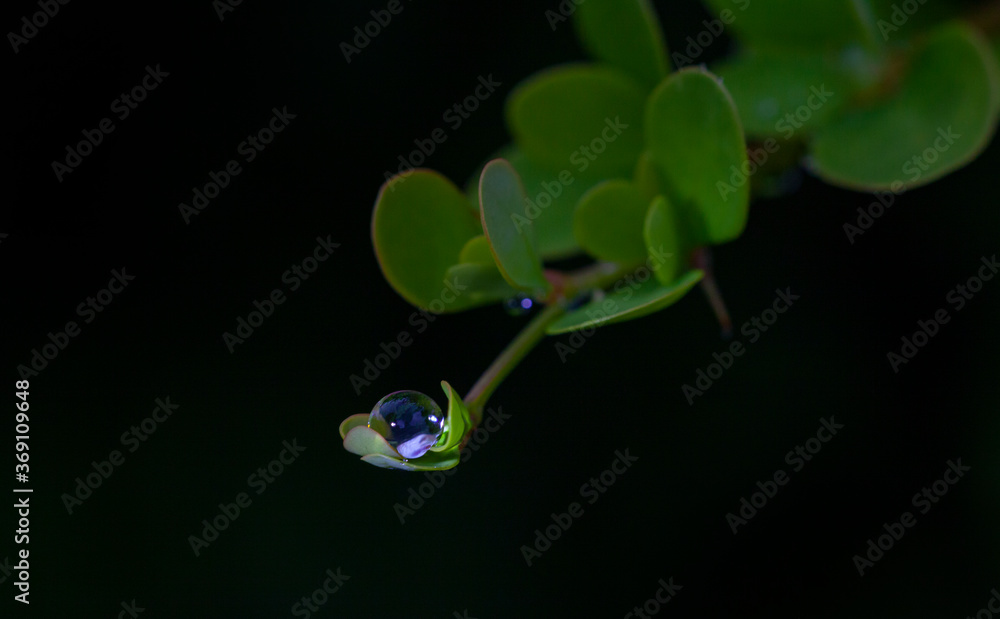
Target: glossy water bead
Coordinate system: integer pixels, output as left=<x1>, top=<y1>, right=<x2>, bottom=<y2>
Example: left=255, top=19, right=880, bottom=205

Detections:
left=368, top=391, right=446, bottom=459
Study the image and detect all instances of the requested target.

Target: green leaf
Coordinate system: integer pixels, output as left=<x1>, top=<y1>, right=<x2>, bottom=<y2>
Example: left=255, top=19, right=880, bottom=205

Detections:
left=633, top=151, right=663, bottom=204
left=344, top=425, right=400, bottom=459
left=701, top=0, right=878, bottom=52
left=443, top=264, right=516, bottom=305
left=547, top=269, right=704, bottom=334
left=361, top=451, right=460, bottom=471
left=373, top=170, right=483, bottom=311
left=339, top=413, right=369, bottom=439
left=506, top=64, right=647, bottom=178
left=431, top=380, right=471, bottom=452
left=572, top=180, right=650, bottom=265
left=574, top=0, right=670, bottom=90
left=643, top=196, right=682, bottom=286
left=809, top=22, right=1000, bottom=191
left=458, top=235, right=496, bottom=266
left=714, top=51, right=854, bottom=137
left=479, top=159, right=551, bottom=296
left=645, top=68, right=750, bottom=246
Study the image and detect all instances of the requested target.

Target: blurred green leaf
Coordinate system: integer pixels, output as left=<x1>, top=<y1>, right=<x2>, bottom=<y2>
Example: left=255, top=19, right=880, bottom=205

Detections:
left=702, top=0, right=878, bottom=52
left=574, top=0, right=670, bottom=90
left=443, top=263, right=515, bottom=307
left=633, top=151, right=663, bottom=203
left=809, top=22, right=1000, bottom=190
left=373, top=170, right=483, bottom=311
left=714, top=51, right=854, bottom=137
left=506, top=64, right=647, bottom=178
left=643, top=196, right=682, bottom=286
left=479, top=159, right=552, bottom=296
left=645, top=68, right=750, bottom=246
left=573, top=180, right=650, bottom=265
left=458, top=235, right=495, bottom=265
left=547, top=269, right=703, bottom=334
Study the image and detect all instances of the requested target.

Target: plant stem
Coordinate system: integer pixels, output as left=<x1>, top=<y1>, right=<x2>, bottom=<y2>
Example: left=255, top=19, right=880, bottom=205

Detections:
left=463, top=301, right=567, bottom=423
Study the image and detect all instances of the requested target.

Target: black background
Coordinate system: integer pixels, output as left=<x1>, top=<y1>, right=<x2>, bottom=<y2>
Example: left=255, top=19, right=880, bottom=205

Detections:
left=3, top=0, right=999, bottom=617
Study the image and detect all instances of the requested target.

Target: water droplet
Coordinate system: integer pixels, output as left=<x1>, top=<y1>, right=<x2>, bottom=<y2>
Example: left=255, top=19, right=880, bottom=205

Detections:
left=504, top=294, right=535, bottom=316
left=368, top=391, right=445, bottom=459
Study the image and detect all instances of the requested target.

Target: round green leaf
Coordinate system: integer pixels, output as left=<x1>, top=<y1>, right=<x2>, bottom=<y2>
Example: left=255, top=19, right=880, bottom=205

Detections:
left=573, top=0, right=670, bottom=90
left=547, top=269, right=704, bottom=334
left=645, top=68, right=750, bottom=246
left=573, top=180, right=650, bottom=265
left=643, top=196, right=682, bottom=286
left=701, top=0, right=878, bottom=52
left=506, top=64, right=647, bottom=178
left=373, top=170, right=482, bottom=311
left=479, top=159, right=551, bottom=296
left=339, top=413, right=369, bottom=440
left=809, top=22, right=1000, bottom=191
left=458, top=235, right=496, bottom=266
left=344, top=425, right=400, bottom=459
left=714, top=51, right=855, bottom=137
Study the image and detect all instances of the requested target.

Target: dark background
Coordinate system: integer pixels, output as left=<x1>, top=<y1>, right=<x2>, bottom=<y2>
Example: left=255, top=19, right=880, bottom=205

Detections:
left=3, top=0, right=998, bottom=617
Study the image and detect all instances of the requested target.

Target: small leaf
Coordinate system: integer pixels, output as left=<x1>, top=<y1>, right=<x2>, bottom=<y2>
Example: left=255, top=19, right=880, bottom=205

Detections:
left=633, top=151, right=663, bottom=204
left=339, top=413, right=369, bottom=440
left=361, top=451, right=460, bottom=471
left=458, top=235, right=496, bottom=266
left=701, top=0, right=879, bottom=52
left=506, top=64, right=647, bottom=178
left=431, top=380, right=471, bottom=452
left=373, top=170, right=483, bottom=311
left=344, top=426, right=400, bottom=459
left=809, top=22, right=1000, bottom=190
left=713, top=51, right=854, bottom=137
left=572, top=180, right=650, bottom=265
left=479, top=159, right=551, bottom=296
left=443, top=264, right=516, bottom=305
left=574, top=0, right=670, bottom=90
left=643, top=196, right=682, bottom=286
left=547, top=270, right=704, bottom=334
left=645, top=68, right=750, bottom=246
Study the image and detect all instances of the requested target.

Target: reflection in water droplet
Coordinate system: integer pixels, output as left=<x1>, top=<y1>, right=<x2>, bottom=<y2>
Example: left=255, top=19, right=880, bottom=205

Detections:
left=368, top=391, right=445, bottom=459
left=504, top=294, right=535, bottom=316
